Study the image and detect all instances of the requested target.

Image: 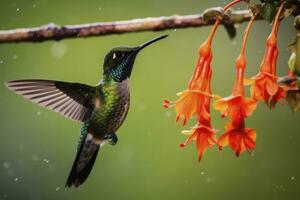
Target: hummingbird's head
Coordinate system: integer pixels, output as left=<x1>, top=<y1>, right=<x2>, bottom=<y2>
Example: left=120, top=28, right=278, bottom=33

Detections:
left=103, top=35, right=168, bottom=82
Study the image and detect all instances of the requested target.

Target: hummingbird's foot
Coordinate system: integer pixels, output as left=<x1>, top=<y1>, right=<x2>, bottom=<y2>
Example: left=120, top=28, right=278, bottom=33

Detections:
left=104, top=133, right=118, bottom=146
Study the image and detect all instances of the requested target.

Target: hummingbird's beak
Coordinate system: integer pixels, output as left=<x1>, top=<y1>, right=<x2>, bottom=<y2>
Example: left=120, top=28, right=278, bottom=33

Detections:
left=137, top=35, right=168, bottom=51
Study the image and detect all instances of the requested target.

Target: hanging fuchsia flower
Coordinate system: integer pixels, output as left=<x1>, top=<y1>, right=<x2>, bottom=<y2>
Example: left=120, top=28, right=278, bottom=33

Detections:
left=218, top=118, right=256, bottom=156
left=165, top=0, right=243, bottom=160
left=214, top=15, right=257, bottom=156
left=248, top=4, right=285, bottom=108
left=163, top=40, right=213, bottom=126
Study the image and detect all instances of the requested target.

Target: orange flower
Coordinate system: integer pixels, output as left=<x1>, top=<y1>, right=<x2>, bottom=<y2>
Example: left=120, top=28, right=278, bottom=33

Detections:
left=214, top=95, right=257, bottom=119
left=214, top=15, right=257, bottom=156
left=214, top=15, right=257, bottom=118
left=180, top=117, right=217, bottom=161
left=249, top=4, right=285, bottom=108
left=214, top=54, right=257, bottom=119
left=164, top=0, right=243, bottom=160
left=164, top=0, right=243, bottom=125
left=164, top=34, right=213, bottom=125
left=218, top=117, right=256, bottom=157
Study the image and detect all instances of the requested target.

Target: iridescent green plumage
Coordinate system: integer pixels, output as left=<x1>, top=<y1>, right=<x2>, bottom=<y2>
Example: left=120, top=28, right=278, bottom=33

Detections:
left=5, top=35, right=168, bottom=187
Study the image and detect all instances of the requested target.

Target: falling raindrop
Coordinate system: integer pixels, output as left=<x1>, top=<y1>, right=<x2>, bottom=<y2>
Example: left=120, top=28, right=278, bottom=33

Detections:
left=201, top=171, right=205, bottom=175
left=206, top=177, right=212, bottom=183
left=43, top=159, right=50, bottom=164
left=0, top=60, right=4, bottom=64
left=291, top=176, right=295, bottom=180
left=12, top=55, right=18, bottom=60
left=32, top=154, right=39, bottom=162
left=50, top=42, right=67, bottom=59
left=165, top=111, right=172, bottom=117
left=16, top=8, right=20, bottom=12
left=55, top=187, right=60, bottom=191
left=3, top=161, right=10, bottom=169
left=98, top=7, right=102, bottom=11
left=174, top=29, right=177, bottom=32
left=37, top=111, right=41, bottom=116
left=14, top=177, right=19, bottom=182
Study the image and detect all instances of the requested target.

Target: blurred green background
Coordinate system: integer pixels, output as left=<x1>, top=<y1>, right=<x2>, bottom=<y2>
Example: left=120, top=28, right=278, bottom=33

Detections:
left=0, top=0, right=299, bottom=199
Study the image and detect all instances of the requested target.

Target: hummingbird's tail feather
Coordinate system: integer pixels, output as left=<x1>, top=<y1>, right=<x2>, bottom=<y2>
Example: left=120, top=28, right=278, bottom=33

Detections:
left=66, top=133, right=100, bottom=188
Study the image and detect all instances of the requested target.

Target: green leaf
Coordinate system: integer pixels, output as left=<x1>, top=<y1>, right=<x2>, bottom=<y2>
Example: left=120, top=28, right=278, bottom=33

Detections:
left=286, top=90, right=300, bottom=112
left=223, top=23, right=237, bottom=40
left=261, top=2, right=276, bottom=23
left=294, top=35, right=300, bottom=76
left=288, top=52, right=296, bottom=72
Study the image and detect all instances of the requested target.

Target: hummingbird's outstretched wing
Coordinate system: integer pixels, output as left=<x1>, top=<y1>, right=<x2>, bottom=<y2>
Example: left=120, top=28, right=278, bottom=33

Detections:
left=6, top=79, right=98, bottom=122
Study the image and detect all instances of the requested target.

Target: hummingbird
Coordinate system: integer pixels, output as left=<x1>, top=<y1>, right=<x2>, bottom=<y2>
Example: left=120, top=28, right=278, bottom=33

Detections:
left=5, top=35, right=168, bottom=187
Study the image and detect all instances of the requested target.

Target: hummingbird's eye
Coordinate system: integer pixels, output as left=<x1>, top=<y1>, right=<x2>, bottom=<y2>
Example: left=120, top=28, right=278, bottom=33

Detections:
left=112, top=51, right=124, bottom=60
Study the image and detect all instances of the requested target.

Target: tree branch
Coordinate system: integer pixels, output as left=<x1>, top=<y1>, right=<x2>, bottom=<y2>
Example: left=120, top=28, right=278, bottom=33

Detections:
left=0, top=9, right=257, bottom=44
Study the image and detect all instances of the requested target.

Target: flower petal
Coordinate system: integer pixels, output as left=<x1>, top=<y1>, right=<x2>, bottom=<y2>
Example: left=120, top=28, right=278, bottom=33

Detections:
left=266, top=78, right=279, bottom=96
left=244, top=97, right=257, bottom=117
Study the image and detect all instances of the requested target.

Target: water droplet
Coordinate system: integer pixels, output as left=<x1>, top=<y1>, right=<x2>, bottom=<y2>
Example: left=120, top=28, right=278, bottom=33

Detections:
left=50, top=42, right=67, bottom=59
left=12, top=55, right=17, bottom=60
left=201, top=171, right=205, bottom=175
left=43, top=159, right=50, bottom=163
left=55, top=187, right=60, bottom=191
left=98, top=7, right=102, bottom=11
left=31, top=154, right=39, bottom=162
left=291, top=176, right=295, bottom=180
left=14, top=177, right=18, bottom=182
left=16, top=8, right=20, bottom=12
left=37, top=111, right=41, bottom=116
left=206, top=177, right=212, bottom=183
left=3, top=162, right=10, bottom=169
left=174, top=29, right=177, bottom=32
left=165, top=111, right=172, bottom=117
left=0, top=60, right=4, bottom=64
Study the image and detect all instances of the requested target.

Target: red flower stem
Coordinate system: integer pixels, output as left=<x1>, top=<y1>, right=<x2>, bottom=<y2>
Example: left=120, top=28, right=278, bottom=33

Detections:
left=270, top=3, right=284, bottom=75
left=190, top=0, right=243, bottom=90
left=232, top=15, right=255, bottom=96
left=240, top=15, right=255, bottom=56
left=206, top=0, right=243, bottom=45
left=272, top=3, right=285, bottom=36
left=259, top=3, right=284, bottom=74
left=223, top=0, right=242, bottom=11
